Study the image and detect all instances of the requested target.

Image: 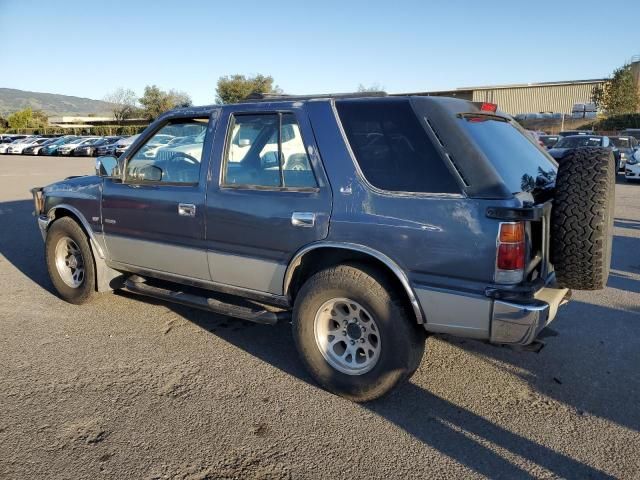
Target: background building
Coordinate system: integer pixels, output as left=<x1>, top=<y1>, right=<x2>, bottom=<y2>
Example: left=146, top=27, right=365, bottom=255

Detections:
left=420, top=57, right=640, bottom=117
left=421, top=79, right=606, bottom=116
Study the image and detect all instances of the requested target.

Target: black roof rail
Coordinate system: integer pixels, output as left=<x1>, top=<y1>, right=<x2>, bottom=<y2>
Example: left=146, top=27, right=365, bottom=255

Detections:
left=244, top=91, right=388, bottom=102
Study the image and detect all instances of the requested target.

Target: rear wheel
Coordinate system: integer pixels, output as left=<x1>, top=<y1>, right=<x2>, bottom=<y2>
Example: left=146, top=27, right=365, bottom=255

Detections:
left=551, top=147, right=615, bottom=290
left=45, top=217, right=96, bottom=304
left=292, top=263, right=425, bottom=402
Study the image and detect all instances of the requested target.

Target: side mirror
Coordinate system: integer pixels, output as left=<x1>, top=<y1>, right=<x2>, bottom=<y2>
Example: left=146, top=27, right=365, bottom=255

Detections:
left=139, top=165, right=163, bottom=182
left=96, top=155, right=119, bottom=177
left=260, top=151, right=279, bottom=168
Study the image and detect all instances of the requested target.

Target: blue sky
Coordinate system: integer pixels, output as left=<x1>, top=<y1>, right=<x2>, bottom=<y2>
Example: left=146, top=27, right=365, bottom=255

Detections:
left=1, top=0, right=638, bottom=105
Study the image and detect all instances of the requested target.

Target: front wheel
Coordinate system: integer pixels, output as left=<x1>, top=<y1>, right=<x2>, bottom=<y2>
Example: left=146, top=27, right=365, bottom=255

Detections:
left=45, top=217, right=96, bottom=304
left=292, top=263, right=425, bottom=402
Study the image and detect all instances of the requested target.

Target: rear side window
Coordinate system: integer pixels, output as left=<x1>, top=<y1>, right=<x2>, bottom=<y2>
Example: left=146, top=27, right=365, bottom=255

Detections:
left=336, top=100, right=460, bottom=193
left=460, top=116, right=557, bottom=194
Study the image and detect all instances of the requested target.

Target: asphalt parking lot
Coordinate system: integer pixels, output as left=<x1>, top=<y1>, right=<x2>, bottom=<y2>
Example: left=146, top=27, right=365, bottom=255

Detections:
left=0, top=155, right=639, bottom=479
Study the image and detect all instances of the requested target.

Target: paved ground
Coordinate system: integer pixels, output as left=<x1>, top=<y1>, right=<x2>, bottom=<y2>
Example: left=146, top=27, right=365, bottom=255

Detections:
left=0, top=154, right=639, bottom=479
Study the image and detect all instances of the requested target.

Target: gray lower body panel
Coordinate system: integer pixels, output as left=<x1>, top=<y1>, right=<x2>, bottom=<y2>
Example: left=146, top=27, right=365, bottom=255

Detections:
left=415, top=287, right=492, bottom=339
left=207, top=251, right=285, bottom=295
left=415, top=284, right=570, bottom=345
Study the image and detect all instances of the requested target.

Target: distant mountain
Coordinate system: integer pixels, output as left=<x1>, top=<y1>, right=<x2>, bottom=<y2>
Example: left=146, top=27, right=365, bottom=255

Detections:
left=0, top=88, right=115, bottom=116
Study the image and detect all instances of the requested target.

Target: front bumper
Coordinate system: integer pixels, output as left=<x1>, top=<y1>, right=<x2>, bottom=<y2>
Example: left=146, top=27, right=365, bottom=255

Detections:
left=625, top=164, right=640, bottom=178
left=490, top=286, right=570, bottom=344
left=37, top=214, right=50, bottom=241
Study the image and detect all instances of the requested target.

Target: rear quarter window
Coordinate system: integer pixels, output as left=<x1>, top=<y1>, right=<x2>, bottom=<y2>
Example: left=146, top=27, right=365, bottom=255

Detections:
left=460, top=116, right=557, bottom=194
left=336, top=99, right=460, bottom=194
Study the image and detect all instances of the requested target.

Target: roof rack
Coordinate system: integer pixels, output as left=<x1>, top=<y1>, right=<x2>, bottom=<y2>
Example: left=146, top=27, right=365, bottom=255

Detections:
left=244, top=91, right=388, bottom=102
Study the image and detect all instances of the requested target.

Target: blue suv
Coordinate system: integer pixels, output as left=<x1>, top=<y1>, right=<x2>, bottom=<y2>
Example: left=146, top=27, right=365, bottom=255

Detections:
left=31, top=93, right=615, bottom=401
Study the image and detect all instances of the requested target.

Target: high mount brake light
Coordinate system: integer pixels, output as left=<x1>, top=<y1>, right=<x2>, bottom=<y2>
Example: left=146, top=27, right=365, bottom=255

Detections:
left=480, top=102, right=498, bottom=112
left=495, top=222, right=525, bottom=284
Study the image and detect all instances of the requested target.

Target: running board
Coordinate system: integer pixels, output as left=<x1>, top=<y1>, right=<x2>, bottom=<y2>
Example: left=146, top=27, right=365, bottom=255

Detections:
left=122, top=279, right=286, bottom=325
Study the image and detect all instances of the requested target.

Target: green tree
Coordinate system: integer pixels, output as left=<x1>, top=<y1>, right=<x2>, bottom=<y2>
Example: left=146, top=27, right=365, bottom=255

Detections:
left=215, top=74, right=281, bottom=104
left=139, top=85, right=192, bottom=121
left=592, top=63, right=640, bottom=115
left=7, top=107, right=48, bottom=129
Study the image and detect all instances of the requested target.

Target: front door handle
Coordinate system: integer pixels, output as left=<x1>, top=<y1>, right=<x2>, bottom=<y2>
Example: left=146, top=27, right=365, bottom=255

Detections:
left=178, top=203, right=196, bottom=217
left=291, top=212, right=316, bottom=228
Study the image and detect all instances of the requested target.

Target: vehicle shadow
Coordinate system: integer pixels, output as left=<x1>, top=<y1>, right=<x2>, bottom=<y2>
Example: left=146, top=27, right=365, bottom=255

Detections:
left=144, top=297, right=617, bottom=479
left=0, top=198, right=629, bottom=478
left=0, top=199, right=55, bottom=294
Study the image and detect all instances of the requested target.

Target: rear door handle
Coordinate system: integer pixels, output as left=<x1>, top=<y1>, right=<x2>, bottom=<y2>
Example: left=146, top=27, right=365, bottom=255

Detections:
left=291, top=212, right=316, bottom=228
left=178, top=203, right=196, bottom=217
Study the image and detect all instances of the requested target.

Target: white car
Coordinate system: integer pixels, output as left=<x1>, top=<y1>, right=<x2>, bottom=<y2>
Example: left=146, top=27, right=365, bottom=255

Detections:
left=624, top=150, right=640, bottom=182
left=114, top=134, right=141, bottom=157
left=7, top=136, right=43, bottom=154
left=57, top=137, right=100, bottom=156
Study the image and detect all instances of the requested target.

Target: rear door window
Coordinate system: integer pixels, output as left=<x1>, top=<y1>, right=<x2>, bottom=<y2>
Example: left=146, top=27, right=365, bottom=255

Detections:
left=459, top=116, right=557, bottom=194
left=336, top=99, right=460, bottom=194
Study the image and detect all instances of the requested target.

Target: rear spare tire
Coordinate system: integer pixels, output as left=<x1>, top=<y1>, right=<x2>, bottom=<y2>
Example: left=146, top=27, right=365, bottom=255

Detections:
left=551, top=147, right=615, bottom=290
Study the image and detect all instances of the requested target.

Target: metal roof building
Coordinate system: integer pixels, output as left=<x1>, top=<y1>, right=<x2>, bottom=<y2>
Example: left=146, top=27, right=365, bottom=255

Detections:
left=420, top=79, right=607, bottom=115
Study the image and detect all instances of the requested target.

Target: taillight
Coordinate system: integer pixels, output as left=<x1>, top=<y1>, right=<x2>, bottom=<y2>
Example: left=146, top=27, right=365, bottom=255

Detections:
left=495, top=222, right=525, bottom=284
left=480, top=102, right=498, bottom=112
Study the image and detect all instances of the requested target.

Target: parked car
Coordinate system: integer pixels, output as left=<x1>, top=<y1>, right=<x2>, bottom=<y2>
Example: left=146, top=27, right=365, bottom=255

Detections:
left=57, top=137, right=100, bottom=156
left=113, top=134, right=140, bottom=157
left=620, top=129, right=640, bottom=141
left=7, top=136, right=43, bottom=154
left=32, top=94, right=614, bottom=401
left=548, top=135, right=619, bottom=163
left=38, top=136, right=79, bottom=156
left=624, top=147, right=640, bottom=180
left=0, top=134, right=27, bottom=144
left=558, top=130, right=594, bottom=137
left=19, top=137, right=53, bottom=155
left=609, top=136, right=639, bottom=172
left=93, top=137, right=123, bottom=157
left=0, top=136, right=32, bottom=154
left=73, top=137, right=121, bottom=157
left=539, top=135, right=560, bottom=149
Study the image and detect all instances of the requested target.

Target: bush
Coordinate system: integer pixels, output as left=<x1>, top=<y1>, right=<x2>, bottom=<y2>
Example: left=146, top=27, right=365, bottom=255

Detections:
left=585, top=113, right=640, bottom=131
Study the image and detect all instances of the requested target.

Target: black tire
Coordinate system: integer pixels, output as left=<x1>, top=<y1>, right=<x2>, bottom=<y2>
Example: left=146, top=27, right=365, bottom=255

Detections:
left=292, top=263, right=426, bottom=402
left=551, top=147, right=615, bottom=290
left=45, top=217, right=96, bottom=304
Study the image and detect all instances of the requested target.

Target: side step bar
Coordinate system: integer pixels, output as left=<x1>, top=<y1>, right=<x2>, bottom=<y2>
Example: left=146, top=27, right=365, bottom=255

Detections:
left=122, top=279, right=288, bottom=325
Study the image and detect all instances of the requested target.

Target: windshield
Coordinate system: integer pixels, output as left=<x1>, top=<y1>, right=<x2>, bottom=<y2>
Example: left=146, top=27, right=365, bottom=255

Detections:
left=610, top=137, right=630, bottom=148
left=540, top=136, right=559, bottom=147
left=460, top=116, right=557, bottom=194
left=555, top=136, right=603, bottom=148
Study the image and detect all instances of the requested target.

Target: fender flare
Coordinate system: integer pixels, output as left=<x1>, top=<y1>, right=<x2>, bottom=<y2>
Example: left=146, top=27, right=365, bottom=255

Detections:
left=46, top=205, right=123, bottom=292
left=283, top=242, right=425, bottom=323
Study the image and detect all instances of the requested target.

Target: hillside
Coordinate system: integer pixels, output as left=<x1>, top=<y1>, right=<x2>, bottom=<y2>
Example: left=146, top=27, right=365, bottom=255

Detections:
left=0, top=88, right=115, bottom=116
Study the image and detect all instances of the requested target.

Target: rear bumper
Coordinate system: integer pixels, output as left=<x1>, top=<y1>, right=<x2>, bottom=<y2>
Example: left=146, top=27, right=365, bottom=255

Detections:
left=490, top=286, right=570, bottom=345
left=416, top=283, right=570, bottom=346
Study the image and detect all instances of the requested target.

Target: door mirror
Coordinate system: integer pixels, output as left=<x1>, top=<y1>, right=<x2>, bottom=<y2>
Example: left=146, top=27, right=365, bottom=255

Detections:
left=96, top=155, right=119, bottom=177
left=261, top=151, right=279, bottom=168
left=138, top=165, right=163, bottom=182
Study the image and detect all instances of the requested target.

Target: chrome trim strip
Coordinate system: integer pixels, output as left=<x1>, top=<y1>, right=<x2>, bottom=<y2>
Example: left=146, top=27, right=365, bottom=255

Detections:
left=283, top=241, right=424, bottom=323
